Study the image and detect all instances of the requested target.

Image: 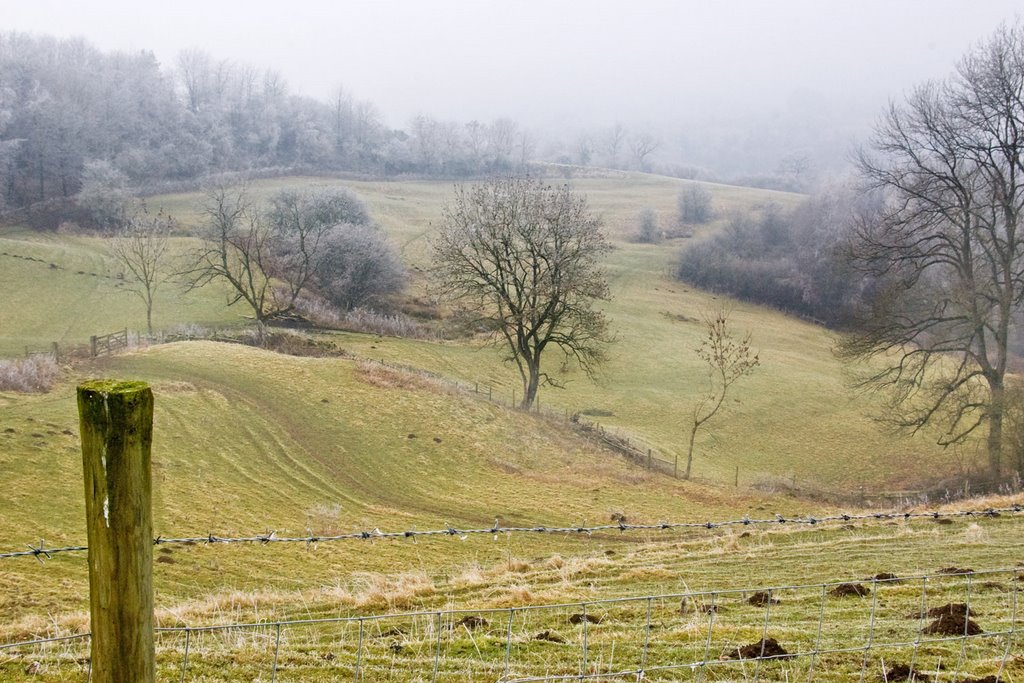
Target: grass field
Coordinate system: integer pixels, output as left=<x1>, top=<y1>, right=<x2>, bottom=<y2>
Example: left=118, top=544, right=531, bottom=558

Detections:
left=0, top=341, right=1020, bottom=681
left=143, top=174, right=968, bottom=493
left=0, top=227, right=240, bottom=356
left=0, top=172, right=1013, bottom=680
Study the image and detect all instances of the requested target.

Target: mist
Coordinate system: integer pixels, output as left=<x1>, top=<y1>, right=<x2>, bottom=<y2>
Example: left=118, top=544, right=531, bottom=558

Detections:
left=3, top=0, right=1022, bottom=179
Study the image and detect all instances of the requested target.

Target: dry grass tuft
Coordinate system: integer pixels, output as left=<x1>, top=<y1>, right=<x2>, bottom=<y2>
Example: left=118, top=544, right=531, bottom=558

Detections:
left=617, top=565, right=675, bottom=582
left=963, top=522, right=988, bottom=543
left=452, top=563, right=489, bottom=589
left=350, top=571, right=437, bottom=610
left=354, top=361, right=434, bottom=391
left=0, top=356, right=59, bottom=392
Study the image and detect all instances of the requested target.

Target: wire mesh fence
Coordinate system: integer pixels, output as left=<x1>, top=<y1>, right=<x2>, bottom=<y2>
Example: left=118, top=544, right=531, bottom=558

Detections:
left=3, top=567, right=1019, bottom=681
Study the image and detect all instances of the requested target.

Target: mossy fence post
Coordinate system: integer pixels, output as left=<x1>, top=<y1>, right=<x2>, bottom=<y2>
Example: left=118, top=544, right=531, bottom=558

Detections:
left=78, top=380, right=155, bottom=683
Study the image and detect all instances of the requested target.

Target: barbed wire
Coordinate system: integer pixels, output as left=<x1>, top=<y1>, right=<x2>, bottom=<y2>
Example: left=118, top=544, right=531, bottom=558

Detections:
left=1, top=503, right=1020, bottom=562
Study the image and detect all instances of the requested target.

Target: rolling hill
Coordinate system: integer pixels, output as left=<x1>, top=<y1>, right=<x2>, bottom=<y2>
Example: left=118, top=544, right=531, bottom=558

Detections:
left=0, top=172, right=1018, bottom=681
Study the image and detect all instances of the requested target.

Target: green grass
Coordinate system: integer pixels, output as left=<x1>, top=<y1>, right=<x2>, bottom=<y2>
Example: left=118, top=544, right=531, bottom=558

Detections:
left=0, top=172, right=1011, bottom=681
left=0, top=227, right=240, bottom=355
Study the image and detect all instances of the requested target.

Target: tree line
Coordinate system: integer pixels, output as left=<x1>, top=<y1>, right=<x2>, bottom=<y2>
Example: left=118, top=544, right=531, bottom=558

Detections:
left=0, top=32, right=834, bottom=220
left=675, top=182, right=878, bottom=328
left=0, top=34, right=533, bottom=217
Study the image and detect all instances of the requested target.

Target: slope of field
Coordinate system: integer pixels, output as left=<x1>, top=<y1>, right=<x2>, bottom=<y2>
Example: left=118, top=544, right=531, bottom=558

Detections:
left=0, top=227, right=239, bottom=356
left=1, top=339, right=1019, bottom=682
left=152, top=174, right=966, bottom=493
left=0, top=341, right=768, bottom=631
left=1, top=172, right=972, bottom=496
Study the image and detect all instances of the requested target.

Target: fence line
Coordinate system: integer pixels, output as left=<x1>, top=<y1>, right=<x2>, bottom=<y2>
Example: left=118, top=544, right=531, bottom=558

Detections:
left=361, top=357, right=1022, bottom=504
left=1, top=503, right=1019, bottom=562
left=3, top=567, right=1019, bottom=681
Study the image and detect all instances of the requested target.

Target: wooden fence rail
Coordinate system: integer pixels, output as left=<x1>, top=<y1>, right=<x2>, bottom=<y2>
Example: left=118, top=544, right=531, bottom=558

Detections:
left=90, top=328, right=129, bottom=358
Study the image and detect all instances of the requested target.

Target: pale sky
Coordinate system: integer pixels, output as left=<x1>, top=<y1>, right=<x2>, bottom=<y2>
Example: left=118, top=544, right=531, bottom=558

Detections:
left=3, top=0, right=1021, bottom=131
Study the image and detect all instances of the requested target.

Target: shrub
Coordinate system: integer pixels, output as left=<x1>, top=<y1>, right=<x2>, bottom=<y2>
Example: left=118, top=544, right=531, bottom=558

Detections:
left=0, top=356, right=60, bottom=392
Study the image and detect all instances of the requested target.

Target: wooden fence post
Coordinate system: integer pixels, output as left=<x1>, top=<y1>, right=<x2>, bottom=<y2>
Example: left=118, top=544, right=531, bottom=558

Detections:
left=78, top=380, right=155, bottom=683
left=51, top=341, right=60, bottom=364
left=90, top=335, right=98, bottom=358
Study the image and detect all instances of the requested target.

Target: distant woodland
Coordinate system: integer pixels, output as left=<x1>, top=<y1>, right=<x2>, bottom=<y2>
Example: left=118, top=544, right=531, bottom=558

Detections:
left=0, top=33, right=537, bottom=217
left=0, top=32, right=836, bottom=221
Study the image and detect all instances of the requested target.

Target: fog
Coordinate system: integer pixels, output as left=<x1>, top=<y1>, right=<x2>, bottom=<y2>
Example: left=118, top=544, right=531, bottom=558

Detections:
left=4, top=0, right=1022, bottom=177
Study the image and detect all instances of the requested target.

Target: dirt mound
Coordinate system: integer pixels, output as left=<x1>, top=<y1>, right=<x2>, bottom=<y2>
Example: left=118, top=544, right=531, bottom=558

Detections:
left=726, top=637, right=790, bottom=660
left=454, top=615, right=488, bottom=630
left=830, top=583, right=869, bottom=597
left=925, top=603, right=980, bottom=619
left=883, top=663, right=923, bottom=680
left=922, top=612, right=984, bottom=636
left=870, top=572, right=901, bottom=583
left=747, top=591, right=779, bottom=607
left=938, top=567, right=974, bottom=575
left=533, top=630, right=566, bottom=643
left=568, top=613, right=603, bottom=625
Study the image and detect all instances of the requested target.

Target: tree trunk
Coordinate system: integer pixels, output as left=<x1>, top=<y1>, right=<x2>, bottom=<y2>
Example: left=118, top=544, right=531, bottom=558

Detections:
left=684, top=423, right=698, bottom=480
left=521, top=360, right=540, bottom=410
left=988, top=380, right=1005, bottom=482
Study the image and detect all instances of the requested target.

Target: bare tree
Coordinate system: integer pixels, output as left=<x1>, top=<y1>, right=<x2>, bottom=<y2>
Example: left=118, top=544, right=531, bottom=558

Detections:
left=185, top=184, right=280, bottom=323
left=267, top=186, right=370, bottom=307
left=603, top=123, right=626, bottom=168
left=110, top=207, right=172, bottom=335
left=839, top=21, right=1024, bottom=482
left=630, top=133, right=660, bottom=171
left=315, top=224, right=406, bottom=310
left=682, top=311, right=759, bottom=479
left=433, top=177, right=612, bottom=409
left=186, top=184, right=400, bottom=324
left=575, top=134, right=593, bottom=166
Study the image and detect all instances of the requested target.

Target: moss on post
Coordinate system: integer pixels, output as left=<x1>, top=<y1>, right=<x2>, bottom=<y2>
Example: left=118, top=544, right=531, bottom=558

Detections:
left=78, top=379, right=155, bottom=683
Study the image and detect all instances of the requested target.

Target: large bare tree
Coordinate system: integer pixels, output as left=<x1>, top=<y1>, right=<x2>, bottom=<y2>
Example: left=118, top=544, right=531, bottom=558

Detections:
left=185, top=184, right=281, bottom=323
left=433, top=177, right=612, bottom=409
left=840, top=22, right=1024, bottom=482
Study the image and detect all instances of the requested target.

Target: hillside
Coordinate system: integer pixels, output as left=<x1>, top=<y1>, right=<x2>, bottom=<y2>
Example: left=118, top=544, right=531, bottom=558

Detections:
left=0, top=340, right=775, bottom=629
left=0, top=174, right=971, bottom=494
left=0, top=166, right=1017, bottom=679
left=0, top=340, right=1020, bottom=681
left=0, top=227, right=238, bottom=356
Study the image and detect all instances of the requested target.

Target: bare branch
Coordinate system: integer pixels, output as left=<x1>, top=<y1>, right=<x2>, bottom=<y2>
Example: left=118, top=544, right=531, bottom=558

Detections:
left=432, top=177, right=612, bottom=409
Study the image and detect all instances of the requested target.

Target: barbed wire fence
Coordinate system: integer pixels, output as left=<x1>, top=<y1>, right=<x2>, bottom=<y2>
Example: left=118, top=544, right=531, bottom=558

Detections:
left=2, top=568, right=1019, bottom=681
left=1, top=504, right=1020, bottom=562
